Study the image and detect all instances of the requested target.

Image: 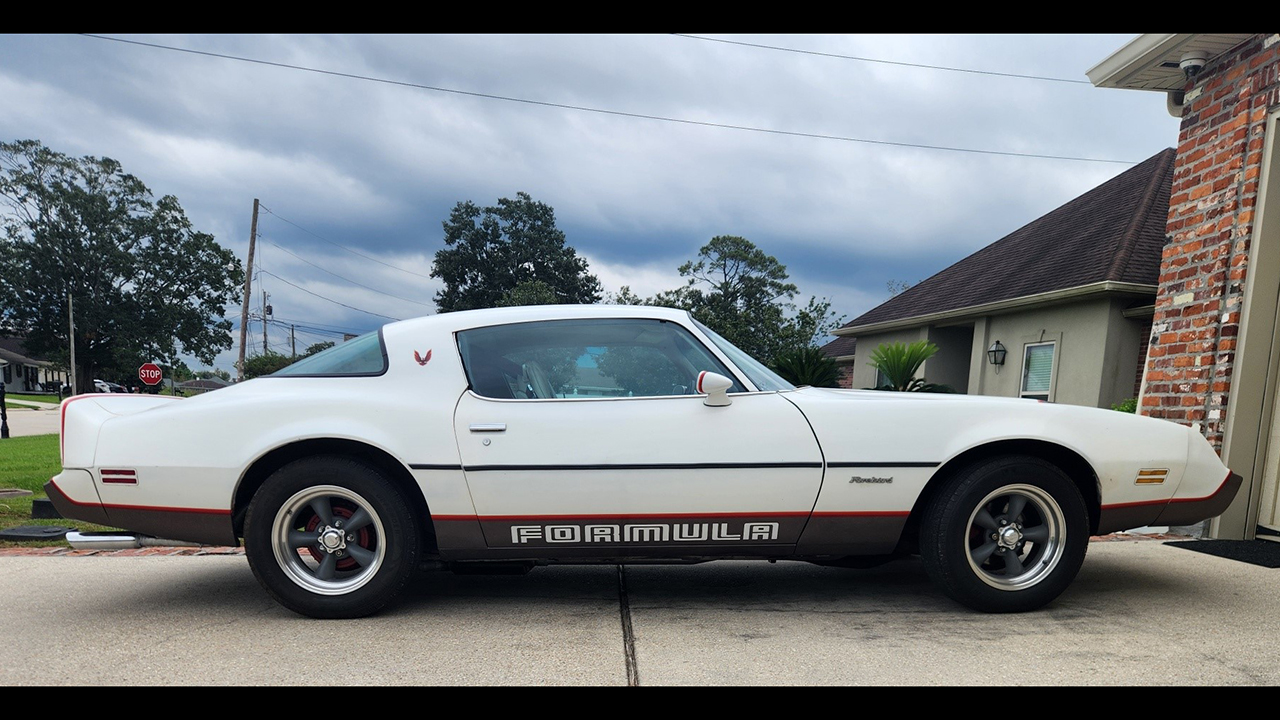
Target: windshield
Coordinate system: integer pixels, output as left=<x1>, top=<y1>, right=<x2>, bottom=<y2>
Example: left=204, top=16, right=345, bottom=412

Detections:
left=691, top=318, right=795, bottom=392
left=270, top=330, right=387, bottom=377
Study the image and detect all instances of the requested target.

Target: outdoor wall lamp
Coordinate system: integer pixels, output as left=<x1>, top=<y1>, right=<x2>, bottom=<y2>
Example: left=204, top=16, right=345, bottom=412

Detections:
left=987, top=341, right=1007, bottom=374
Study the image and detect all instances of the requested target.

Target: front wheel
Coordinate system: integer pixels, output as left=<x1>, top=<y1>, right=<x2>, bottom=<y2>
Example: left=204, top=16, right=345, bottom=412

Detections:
left=244, top=456, right=421, bottom=618
left=919, top=455, right=1089, bottom=613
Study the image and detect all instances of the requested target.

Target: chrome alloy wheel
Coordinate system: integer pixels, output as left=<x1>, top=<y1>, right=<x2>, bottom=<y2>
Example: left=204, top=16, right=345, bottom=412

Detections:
left=964, top=483, right=1067, bottom=591
left=271, top=484, right=387, bottom=596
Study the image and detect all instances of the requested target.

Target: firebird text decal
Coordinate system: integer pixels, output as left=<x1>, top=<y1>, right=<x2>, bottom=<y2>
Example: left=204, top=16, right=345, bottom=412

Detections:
left=510, top=522, right=780, bottom=544
left=849, top=476, right=893, bottom=484
left=413, top=349, right=432, bottom=366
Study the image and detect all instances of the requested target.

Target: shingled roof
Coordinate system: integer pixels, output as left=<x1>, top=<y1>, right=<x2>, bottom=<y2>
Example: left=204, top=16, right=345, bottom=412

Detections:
left=840, top=148, right=1175, bottom=333
left=819, top=335, right=857, bottom=360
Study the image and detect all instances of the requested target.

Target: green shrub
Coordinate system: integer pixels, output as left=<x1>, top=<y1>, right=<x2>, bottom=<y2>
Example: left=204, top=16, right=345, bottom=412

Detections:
left=1111, top=397, right=1138, bottom=413
left=772, top=346, right=841, bottom=387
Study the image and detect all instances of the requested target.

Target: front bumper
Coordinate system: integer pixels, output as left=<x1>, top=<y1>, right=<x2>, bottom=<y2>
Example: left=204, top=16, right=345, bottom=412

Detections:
left=1096, top=471, right=1243, bottom=535
left=1152, top=471, right=1243, bottom=527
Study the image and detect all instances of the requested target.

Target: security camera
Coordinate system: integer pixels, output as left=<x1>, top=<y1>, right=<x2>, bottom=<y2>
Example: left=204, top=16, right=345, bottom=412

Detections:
left=1179, top=51, right=1208, bottom=80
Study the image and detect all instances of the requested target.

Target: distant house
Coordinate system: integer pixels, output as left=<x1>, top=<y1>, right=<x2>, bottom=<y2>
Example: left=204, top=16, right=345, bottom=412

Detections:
left=0, top=336, right=67, bottom=394
left=818, top=335, right=857, bottom=388
left=830, top=148, right=1175, bottom=409
left=179, top=377, right=231, bottom=395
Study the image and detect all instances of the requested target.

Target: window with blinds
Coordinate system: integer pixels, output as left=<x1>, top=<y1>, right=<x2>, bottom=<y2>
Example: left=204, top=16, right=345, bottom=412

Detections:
left=1021, top=342, right=1055, bottom=401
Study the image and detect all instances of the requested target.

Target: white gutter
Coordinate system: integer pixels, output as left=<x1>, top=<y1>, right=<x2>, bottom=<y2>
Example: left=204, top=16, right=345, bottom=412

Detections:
left=834, top=281, right=1157, bottom=337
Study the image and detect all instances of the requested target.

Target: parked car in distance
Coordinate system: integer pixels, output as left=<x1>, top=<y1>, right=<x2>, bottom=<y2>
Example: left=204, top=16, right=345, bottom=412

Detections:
left=49, top=306, right=1241, bottom=618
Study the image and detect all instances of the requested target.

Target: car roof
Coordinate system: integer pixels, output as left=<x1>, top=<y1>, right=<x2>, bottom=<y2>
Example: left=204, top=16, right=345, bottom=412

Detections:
left=382, top=305, right=695, bottom=336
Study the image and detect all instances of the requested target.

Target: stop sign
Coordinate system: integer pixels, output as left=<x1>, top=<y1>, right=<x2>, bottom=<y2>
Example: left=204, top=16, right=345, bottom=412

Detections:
left=138, top=363, right=163, bottom=386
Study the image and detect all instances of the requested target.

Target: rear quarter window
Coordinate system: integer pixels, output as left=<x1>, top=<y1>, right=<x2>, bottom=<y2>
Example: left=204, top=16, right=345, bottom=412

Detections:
left=270, top=330, right=388, bottom=377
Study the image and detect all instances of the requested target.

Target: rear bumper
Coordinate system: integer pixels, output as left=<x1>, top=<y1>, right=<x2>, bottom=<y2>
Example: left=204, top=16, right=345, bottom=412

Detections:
left=1096, top=471, right=1243, bottom=535
left=45, top=477, right=110, bottom=525
left=44, top=477, right=238, bottom=547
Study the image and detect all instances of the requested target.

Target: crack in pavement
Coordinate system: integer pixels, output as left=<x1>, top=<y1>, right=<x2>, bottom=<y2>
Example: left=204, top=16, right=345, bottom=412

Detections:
left=616, top=564, right=639, bottom=686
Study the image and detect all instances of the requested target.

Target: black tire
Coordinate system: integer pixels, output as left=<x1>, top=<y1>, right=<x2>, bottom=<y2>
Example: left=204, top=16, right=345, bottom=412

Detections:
left=244, top=455, right=421, bottom=619
left=919, top=455, right=1089, bottom=613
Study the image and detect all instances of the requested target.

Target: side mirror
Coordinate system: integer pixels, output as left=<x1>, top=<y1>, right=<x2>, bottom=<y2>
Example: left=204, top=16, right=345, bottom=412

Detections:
left=697, top=371, right=733, bottom=407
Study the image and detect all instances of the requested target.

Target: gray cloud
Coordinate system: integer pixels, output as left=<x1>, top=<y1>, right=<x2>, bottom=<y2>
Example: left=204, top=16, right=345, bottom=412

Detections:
left=0, top=33, right=1179, bottom=374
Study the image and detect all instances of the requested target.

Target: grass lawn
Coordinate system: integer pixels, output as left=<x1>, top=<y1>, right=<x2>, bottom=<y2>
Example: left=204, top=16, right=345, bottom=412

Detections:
left=5, top=393, right=62, bottom=405
left=0, top=433, right=116, bottom=547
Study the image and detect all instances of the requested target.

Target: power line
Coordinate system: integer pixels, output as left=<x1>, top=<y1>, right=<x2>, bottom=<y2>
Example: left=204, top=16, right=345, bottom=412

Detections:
left=79, top=34, right=1134, bottom=165
left=257, top=204, right=436, bottom=280
left=272, top=321, right=353, bottom=336
left=259, top=235, right=434, bottom=308
left=258, top=270, right=402, bottom=321
left=671, top=34, right=1093, bottom=85
left=269, top=314, right=369, bottom=335
left=266, top=319, right=342, bottom=345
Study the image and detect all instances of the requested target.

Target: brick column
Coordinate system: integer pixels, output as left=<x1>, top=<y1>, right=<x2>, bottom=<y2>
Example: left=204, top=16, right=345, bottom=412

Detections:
left=1142, top=35, right=1280, bottom=451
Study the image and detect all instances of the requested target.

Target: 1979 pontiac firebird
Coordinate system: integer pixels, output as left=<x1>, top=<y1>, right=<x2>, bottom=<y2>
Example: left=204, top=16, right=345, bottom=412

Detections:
left=48, top=306, right=1242, bottom=618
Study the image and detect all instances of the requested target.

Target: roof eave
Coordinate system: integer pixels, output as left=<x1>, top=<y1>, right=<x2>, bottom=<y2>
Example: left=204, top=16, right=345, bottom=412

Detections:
left=1086, top=34, right=1188, bottom=91
left=834, top=281, right=1157, bottom=337
left=1087, top=33, right=1257, bottom=92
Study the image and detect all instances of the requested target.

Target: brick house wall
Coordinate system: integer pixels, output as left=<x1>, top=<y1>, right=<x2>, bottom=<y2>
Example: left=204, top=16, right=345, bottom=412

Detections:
left=1142, top=34, right=1280, bottom=449
left=836, top=361, right=855, bottom=389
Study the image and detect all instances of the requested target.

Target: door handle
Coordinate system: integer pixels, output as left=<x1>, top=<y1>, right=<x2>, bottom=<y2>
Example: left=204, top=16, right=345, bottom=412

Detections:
left=469, top=423, right=507, bottom=433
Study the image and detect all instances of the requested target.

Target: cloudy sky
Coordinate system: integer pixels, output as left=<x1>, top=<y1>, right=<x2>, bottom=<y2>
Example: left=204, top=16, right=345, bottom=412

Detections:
left=0, top=33, right=1180, bottom=374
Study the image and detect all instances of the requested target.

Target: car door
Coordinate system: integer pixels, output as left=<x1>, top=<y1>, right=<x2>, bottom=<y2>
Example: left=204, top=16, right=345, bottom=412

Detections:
left=451, top=317, right=824, bottom=557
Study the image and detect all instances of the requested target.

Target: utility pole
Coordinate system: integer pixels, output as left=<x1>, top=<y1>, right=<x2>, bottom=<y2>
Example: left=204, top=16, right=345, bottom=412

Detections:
left=68, top=293, right=77, bottom=396
left=262, top=290, right=270, bottom=354
left=237, top=199, right=259, bottom=382
left=290, top=324, right=296, bottom=359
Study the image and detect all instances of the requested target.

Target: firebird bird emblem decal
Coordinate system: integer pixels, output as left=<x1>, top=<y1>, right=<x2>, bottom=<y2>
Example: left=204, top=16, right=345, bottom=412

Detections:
left=414, top=349, right=432, bottom=366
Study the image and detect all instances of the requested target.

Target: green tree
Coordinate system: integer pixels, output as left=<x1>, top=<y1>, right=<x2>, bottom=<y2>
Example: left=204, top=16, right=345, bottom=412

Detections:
left=303, top=341, right=334, bottom=357
left=649, top=236, right=844, bottom=364
left=0, top=140, right=242, bottom=391
left=771, top=346, right=841, bottom=388
left=866, top=340, right=954, bottom=392
left=886, top=279, right=913, bottom=297
left=497, top=279, right=559, bottom=307
left=243, top=351, right=295, bottom=379
left=195, top=368, right=231, bottom=381
left=431, top=192, right=601, bottom=312
left=604, top=285, right=646, bottom=306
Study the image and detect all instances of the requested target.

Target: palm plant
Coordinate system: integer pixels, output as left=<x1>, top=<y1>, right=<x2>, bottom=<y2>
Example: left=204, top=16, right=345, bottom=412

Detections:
left=771, top=346, right=841, bottom=387
left=866, top=340, right=954, bottom=393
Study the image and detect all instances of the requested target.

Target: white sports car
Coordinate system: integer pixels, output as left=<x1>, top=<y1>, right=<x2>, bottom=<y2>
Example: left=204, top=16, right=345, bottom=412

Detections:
left=48, top=305, right=1241, bottom=618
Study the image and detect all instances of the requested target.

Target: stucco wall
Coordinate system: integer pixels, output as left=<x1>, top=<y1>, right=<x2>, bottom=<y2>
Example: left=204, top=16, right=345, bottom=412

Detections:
left=925, top=325, right=974, bottom=393
left=848, top=326, right=926, bottom=390
left=851, top=296, right=1150, bottom=408
left=974, top=300, right=1117, bottom=406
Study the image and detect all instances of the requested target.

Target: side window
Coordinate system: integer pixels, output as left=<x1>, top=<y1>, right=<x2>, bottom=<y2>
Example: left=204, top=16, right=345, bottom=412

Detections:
left=1020, top=341, right=1056, bottom=402
left=457, top=318, right=746, bottom=400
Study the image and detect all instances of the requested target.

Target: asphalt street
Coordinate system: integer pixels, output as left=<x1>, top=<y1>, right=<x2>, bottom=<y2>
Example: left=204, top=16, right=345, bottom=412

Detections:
left=1, top=407, right=59, bottom=437
left=0, top=540, right=1276, bottom=685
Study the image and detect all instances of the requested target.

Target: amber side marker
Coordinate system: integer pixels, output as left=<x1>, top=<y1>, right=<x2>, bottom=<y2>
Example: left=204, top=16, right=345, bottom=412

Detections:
left=1135, top=469, right=1169, bottom=484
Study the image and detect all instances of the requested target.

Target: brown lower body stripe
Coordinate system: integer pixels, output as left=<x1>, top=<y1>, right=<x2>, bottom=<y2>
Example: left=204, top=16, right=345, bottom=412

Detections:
left=431, top=511, right=910, bottom=559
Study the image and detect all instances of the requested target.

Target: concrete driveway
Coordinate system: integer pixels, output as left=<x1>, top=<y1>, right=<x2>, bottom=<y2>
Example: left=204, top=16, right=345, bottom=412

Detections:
left=0, top=540, right=1275, bottom=685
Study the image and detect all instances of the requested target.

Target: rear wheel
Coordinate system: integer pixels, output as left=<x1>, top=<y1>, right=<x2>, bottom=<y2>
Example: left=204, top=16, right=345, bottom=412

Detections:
left=245, top=455, right=420, bottom=618
left=919, top=455, right=1088, bottom=612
